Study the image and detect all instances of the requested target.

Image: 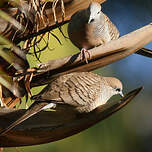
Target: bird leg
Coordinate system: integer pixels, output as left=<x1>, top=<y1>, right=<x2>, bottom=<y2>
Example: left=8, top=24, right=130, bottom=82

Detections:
left=80, top=48, right=91, bottom=64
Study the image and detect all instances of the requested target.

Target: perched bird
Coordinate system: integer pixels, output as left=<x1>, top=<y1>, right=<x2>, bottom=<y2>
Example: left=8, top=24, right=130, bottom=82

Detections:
left=0, top=72, right=123, bottom=135
left=68, top=2, right=120, bottom=62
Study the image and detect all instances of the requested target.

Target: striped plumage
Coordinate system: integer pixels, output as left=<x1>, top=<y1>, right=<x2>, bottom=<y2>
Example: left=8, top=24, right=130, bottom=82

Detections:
left=0, top=72, right=123, bottom=135
left=33, top=72, right=122, bottom=112
left=104, top=14, right=120, bottom=41
left=68, top=2, right=119, bottom=50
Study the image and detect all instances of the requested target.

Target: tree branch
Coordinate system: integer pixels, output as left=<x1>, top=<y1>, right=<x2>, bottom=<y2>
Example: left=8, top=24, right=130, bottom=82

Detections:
left=29, top=23, right=152, bottom=87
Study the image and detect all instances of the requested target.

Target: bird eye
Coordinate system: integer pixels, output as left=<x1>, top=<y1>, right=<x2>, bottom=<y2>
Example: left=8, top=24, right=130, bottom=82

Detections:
left=116, top=88, right=121, bottom=92
left=97, top=11, right=100, bottom=14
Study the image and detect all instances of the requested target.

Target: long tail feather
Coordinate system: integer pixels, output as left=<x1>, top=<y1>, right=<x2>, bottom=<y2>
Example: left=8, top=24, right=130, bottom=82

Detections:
left=0, top=101, right=55, bottom=136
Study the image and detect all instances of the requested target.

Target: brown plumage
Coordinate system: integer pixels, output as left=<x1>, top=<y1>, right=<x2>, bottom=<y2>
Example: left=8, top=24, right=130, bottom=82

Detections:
left=68, top=2, right=120, bottom=50
left=0, top=72, right=123, bottom=135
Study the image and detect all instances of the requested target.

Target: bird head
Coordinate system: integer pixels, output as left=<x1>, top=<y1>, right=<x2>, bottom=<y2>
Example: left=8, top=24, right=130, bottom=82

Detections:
left=88, top=2, right=103, bottom=24
left=104, top=77, right=124, bottom=97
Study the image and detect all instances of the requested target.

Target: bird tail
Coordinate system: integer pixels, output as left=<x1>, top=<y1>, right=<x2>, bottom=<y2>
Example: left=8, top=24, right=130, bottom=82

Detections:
left=0, top=101, right=55, bottom=136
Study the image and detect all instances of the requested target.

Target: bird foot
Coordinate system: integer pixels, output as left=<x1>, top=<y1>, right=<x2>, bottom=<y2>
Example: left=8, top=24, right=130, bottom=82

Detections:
left=80, top=48, right=91, bottom=63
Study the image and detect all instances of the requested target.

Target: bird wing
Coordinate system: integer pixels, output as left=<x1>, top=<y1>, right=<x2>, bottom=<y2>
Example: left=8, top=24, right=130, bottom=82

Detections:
left=103, top=13, right=120, bottom=40
left=68, top=9, right=91, bottom=49
left=0, top=101, right=55, bottom=136
left=35, top=72, right=103, bottom=108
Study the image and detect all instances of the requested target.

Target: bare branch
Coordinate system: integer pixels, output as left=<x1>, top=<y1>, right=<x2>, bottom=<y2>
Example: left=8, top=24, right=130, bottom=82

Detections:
left=30, top=23, right=152, bottom=87
left=136, top=48, right=152, bottom=58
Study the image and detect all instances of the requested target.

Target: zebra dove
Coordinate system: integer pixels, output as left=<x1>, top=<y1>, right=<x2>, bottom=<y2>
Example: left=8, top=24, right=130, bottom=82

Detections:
left=0, top=72, right=123, bottom=135
left=68, top=2, right=119, bottom=62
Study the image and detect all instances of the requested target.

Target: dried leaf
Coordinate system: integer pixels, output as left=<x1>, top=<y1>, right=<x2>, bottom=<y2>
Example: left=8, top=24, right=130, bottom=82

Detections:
left=0, top=86, right=142, bottom=147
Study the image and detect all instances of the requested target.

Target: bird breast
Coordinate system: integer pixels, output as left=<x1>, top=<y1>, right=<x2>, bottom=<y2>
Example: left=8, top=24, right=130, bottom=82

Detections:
left=85, top=22, right=106, bottom=47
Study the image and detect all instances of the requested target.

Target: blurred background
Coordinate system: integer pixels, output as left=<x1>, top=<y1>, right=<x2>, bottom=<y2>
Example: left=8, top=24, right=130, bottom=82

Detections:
left=4, top=0, right=152, bottom=151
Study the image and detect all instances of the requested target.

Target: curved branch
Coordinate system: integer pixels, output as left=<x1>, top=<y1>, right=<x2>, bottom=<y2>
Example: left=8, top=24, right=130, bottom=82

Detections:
left=0, top=86, right=143, bottom=147
left=136, top=48, right=152, bottom=58
left=30, top=23, right=152, bottom=87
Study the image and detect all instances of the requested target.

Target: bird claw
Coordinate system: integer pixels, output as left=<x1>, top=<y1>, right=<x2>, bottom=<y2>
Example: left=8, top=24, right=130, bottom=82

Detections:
left=80, top=48, right=91, bottom=64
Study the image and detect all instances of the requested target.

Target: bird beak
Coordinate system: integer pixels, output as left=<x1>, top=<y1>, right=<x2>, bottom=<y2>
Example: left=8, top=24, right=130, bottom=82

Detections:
left=88, top=18, right=92, bottom=24
left=88, top=16, right=94, bottom=24
left=119, top=91, right=124, bottom=97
